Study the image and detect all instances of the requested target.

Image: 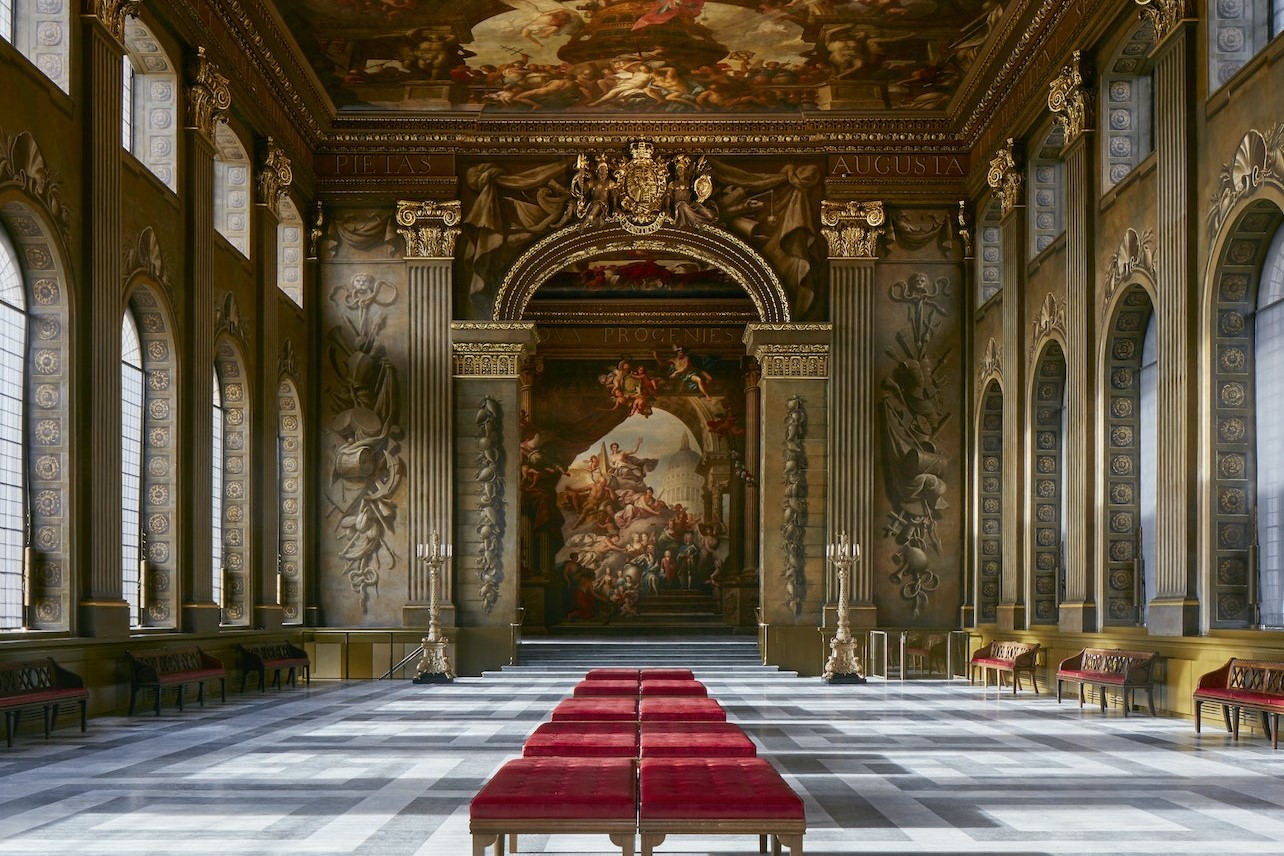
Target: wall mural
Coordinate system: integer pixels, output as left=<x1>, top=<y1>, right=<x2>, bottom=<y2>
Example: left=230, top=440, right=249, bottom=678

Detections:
left=271, top=0, right=1009, bottom=113
left=880, top=272, right=952, bottom=616
left=520, top=347, right=746, bottom=625
left=323, top=272, right=406, bottom=614
left=539, top=255, right=741, bottom=298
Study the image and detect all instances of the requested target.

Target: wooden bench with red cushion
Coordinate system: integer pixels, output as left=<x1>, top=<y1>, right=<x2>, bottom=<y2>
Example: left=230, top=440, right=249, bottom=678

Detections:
left=470, top=757, right=637, bottom=856
left=237, top=641, right=310, bottom=693
left=640, top=679, right=707, bottom=697
left=969, top=640, right=1041, bottom=694
left=639, top=757, right=805, bottom=856
left=550, top=697, right=638, bottom=722
left=573, top=679, right=640, bottom=697
left=523, top=721, right=639, bottom=758
left=0, top=658, right=88, bottom=748
left=640, top=696, right=726, bottom=722
left=1194, top=658, right=1284, bottom=748
left=640, top=668, right=694, bottom=681
left=126, top=647, right=226, bottom=716
left=640, top=721, right=756, bottom=758
left=1056, top=647, right=1157, bottom=716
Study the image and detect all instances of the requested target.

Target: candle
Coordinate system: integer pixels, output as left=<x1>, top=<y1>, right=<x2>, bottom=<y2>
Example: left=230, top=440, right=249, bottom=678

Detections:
left=22, top=545, right=33, bottom=610
left=277, top=572, right=283, bottom=605
left=138, top=559, right=148, bottom=613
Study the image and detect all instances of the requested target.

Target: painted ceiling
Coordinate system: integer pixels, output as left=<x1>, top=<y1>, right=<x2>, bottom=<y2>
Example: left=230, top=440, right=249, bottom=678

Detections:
left=268, top=0, right=1009, bottom=114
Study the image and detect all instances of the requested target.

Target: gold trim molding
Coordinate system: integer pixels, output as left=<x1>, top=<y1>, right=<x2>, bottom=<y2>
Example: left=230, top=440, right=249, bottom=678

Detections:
left=185, top=46, right=231, bottom=142
left=256, top=136, right=293, bottom=207
left=987, top=139, right=1024, bottom=220
left=83, top=0, right=141, bottom=42
left=452, top=342, right=527, bottom=378
left=396, top=200, right=461, bottom=259
left=754, top=344, right=830, bottom=379
left=1048, top=51, right=1093, bottom=145
left=1135, top=0, right=1194, bottom=44
left=820, top=200, right=887, bottom=259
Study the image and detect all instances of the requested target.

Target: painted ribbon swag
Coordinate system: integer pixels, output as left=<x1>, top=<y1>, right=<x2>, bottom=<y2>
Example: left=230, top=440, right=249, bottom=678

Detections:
left=781, top=395, right=808, bottom=614
left=475, top=397, right=505, bottom=613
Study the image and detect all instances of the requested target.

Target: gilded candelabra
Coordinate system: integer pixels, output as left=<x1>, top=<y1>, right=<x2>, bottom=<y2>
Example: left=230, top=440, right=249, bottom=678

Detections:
left=823, top=532, right=866, bottom=684
left=413, top=531, right=455, bottom=683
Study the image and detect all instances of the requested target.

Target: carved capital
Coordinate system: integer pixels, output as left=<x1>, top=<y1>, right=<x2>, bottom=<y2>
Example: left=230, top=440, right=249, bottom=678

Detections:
left=452, top=342, right=528, bottom=378
left=256, top=137, right=293, bottom=207
left=820, top=200, right=887, bottom=259
left=1048, top=50, right=1093, bottom=144
left=83, top=0, right=141, bottom=43
left=986, top=139, right=1024, bottom=219
left=184, top=47, right=231, bottom=142
left=753, top=343, right=830, bottom=379
left=396, top=200, right=461, bottom=259
left=1134, top=0, right=1194, bottom=44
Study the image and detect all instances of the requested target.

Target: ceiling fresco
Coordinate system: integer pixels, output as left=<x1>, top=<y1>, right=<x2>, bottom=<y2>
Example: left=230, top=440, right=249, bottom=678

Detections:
left=270, top=0, right=1009, bottom=114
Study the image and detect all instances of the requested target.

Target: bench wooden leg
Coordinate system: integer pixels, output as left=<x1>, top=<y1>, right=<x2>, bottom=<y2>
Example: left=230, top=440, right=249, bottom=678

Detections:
left=194, top=681, right=202, bottom=708
left=79, top=699, right=87, bottom=733
left=773, top=833, right=782, bottom=855
left=1100, top=685, right=1107, bottom=713
left=1078, top=683, right=1085, bottom=708
left=1273, top=713, right=1280, bottom=750
left=1194, top=699, right=1202, bottom=733
left=507, top=833, right=517, bottom=852
left=1146, top=688, right=1156, bottom=717
left=1222, top=704, right=1233, bottom=733
left=128, top=687, right=137, bottom=717
left=608, top=832, right=634, bottom=855
left=220, top=677, right=226, bottom=703
left=154, top=687, right=162, bottom=717
left=177, top=684, right=186, bottom=712
left=760, top=833, right=769, bottom=853
left=641, top=833, right=665, bottom=856
left=472, top=833, right=497, bottom=856
left=778, top=833, right=804, bottom=855
left=44, top=704, right=54, bottom=739
left=3, top=711, right=11, bottom=748
left=11, top=710, right=21, bottom=745
left=1231, top=707, right=1241, bottom=741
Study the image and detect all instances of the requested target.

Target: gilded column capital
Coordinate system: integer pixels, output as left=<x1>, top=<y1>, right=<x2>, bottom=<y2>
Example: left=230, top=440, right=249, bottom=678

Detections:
left=82, top=0, right=142, bottom=43
left=397, top=200, right=462, bottom=259
left=184, top=46, right=231, bottom=142
left=256, top=137, right=293, bottom=208
left=1048, top=50, right=1094, bottom=145
left=986, top=139, right=1024, bottom=219
left=753, top=343, right=830, bottom=379
left=820, top=200, right=886, bottom=259
left=452, top=342, right=529, bottom=378
left=1134, top=0, right=1195, bottom=44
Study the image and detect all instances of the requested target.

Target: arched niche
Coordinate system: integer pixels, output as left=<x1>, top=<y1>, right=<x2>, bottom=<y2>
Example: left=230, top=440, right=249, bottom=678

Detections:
left=1028, top=338, right=1067, bottom=625
left=277, top=374, right=304, bottom=624
left=214, top=335, right=251, bottom=625
left=976, top=378, right=1004, bottom=624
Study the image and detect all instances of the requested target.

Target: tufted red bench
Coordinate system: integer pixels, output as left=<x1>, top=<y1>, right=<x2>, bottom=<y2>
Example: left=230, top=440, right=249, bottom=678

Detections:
left=586, top=668, right=641, bottom=681
left=640, top=679, right=707, bottom=697
left=523, top=721, right=639, bottom=758
left=640, top=697, right=726, bottom=722
left=640, top=668, right=694, bottom=681
left=641, top=721, right=756, bottom=758
left=126, top=647, right=226, bottom=716
left=0, top=658, right=89, bottom=748
left=1194, top=658, right=1284, bottom=748
left=551, top=697, right=639, bottom=722
left=969, top=640, right=1041, bottom=694
left=573, top=679, right=640, bottom=697
left=237, top=642, right=310, bottom=692
left=639, top=757, right=805, bottom=856
left=1056, top=647, right=1157, bottom=716
left=470, top=757, right=637, bottom=856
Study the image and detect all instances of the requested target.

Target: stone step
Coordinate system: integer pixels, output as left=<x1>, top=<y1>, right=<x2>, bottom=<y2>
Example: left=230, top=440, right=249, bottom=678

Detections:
left=517, top=637, right=763, bottom=667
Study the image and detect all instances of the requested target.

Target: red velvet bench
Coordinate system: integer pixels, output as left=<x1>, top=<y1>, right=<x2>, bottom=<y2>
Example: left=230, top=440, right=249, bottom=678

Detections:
left=641, top=721, right=756, bottom=758
left=640, top=697, right=726, bottom=722
left=551, top=697, right=639, bottom=722
left=573, top=679, right=640, bottom=697
left=586, top=668, right=641, bottom=681
left=969, top=640, right=1041, bottom=695
left=1194, top=658, right=1284, bottom=748
left=471, top=757, right=637, bottom=856
left=523, top=721, right=639, bottom=758
left=0, top=658, right=89, bottom=748
left=641, top=668, right=695, bottom=681
left=641, top=679, right=707, bottom=697
left=639, top=757, right=805, bottom=856
left=126, top=647, right=226, bottom=716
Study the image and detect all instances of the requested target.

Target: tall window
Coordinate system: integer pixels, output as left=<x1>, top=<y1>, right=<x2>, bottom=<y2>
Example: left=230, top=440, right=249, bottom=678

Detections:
left=121, top=54, right=134, bottom=151
left=977, top=200, right=1003, bottom=303
left=1, top=1, right=70, bottom=93
left=278, top=197, right=304, bottom=308
left=1256, top=226, right=1284, bottom=627
left=214, top=124, right=251, bottom=257
left=1209, top=0, right=1283, bottom=89
left=0, top=228, right=25, bottom=630
left=1029, top=125, right=1066, bottom=258
left=121, top=313, right=144, bottom=626
left=122, top=17, right=178, bottom=191
left=1139, top=314, right=1158, bottom=623
left=211, top=368, right=224, bottom=613
left=1100, top=20, right=1155, bottom=192
left=0, top=0, right=12, bottom=42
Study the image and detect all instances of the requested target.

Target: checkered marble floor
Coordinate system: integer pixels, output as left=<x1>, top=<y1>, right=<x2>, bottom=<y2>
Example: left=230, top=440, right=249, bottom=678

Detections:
left=1, top=662, right=1283, bottom=855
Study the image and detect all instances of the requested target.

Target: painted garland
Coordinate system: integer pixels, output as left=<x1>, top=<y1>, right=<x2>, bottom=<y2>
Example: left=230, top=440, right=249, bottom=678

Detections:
left=475, top=396, right=505, bottom=614
left=781, top=395, right=808, bottom=614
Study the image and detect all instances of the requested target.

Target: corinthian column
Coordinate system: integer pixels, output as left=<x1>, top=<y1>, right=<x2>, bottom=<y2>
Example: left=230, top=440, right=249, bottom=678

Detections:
left=396, top=200, right=461, bottom=627
left=1049, top=51, right=1098, bottom=632
left=77, top=0, right=140, bottom=636
left=820, top=200, right=886, bottom=628
left=1138, top=0, right=1201, bottom=636
left=988, top=140, right=1028, bottom=630
left=180, top=47, right=230, bottom=633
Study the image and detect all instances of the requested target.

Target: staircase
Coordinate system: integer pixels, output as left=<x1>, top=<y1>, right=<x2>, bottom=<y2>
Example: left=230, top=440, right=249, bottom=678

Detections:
left=516, top=636, right=765, bottom=670
left=551, top=587, right=737, bottom=636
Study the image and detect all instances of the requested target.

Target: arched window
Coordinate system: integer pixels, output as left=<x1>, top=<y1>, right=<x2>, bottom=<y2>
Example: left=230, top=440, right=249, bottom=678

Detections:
left=211, top=367, right=224, bottom=614
left=1030, top=340, right=1067, bottom=625
left=1139, top=314, right=1158, bottom=624
left=1208, top=0, right=1283, bottom=90
left=1256, top=226, right=1284, bottom=627
left=1100, top=19, right=1155, bottom=191
left=0, top=0, right=71, bottom=93
left=213, top=124, right=251, bottom=258
left=122, top=16, right=179, bottom=192
left=278, top=196, right=304, bottom=308
left=0, top=226, right=26, bottom=630
left=121, top=312, right=144, bottom=627
left=278, top=377, right=303, bottom=624
left=977, top=200, right=1003, bottom=303
left=1029, top=125, right=1065, bottom=258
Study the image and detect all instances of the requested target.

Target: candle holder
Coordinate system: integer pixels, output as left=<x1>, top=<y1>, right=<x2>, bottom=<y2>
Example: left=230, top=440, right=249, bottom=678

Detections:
left=823, top=531, right=866, bottom=684
left=413, top=531, right=455, bottom=683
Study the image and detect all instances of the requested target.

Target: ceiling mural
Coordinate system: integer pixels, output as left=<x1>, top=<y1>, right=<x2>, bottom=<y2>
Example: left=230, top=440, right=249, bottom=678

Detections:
left=535, top=256, right=742, bottom=299
left=270, top=0, right=1009, bottom=113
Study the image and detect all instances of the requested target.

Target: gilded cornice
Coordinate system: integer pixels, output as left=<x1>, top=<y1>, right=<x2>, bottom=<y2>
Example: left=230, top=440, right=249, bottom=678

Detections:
left=184, top=47, right=231, bottom=142
left=396, top=200, right=461, bottom=259
left=820, top=201, right=887, bottom=259
left=256, top=137, right=293, bottom=207
left=754, top=344, right=830, bottom=380
left=1135, top=0, right=1195, bottom=44
left=83, top=0, right=142, bottom=43
left=986, top=140, right=1024, bottom=219
left=1048, top=51, right=1093, bottom=145
left=452, top=342, right=528, bottom=378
